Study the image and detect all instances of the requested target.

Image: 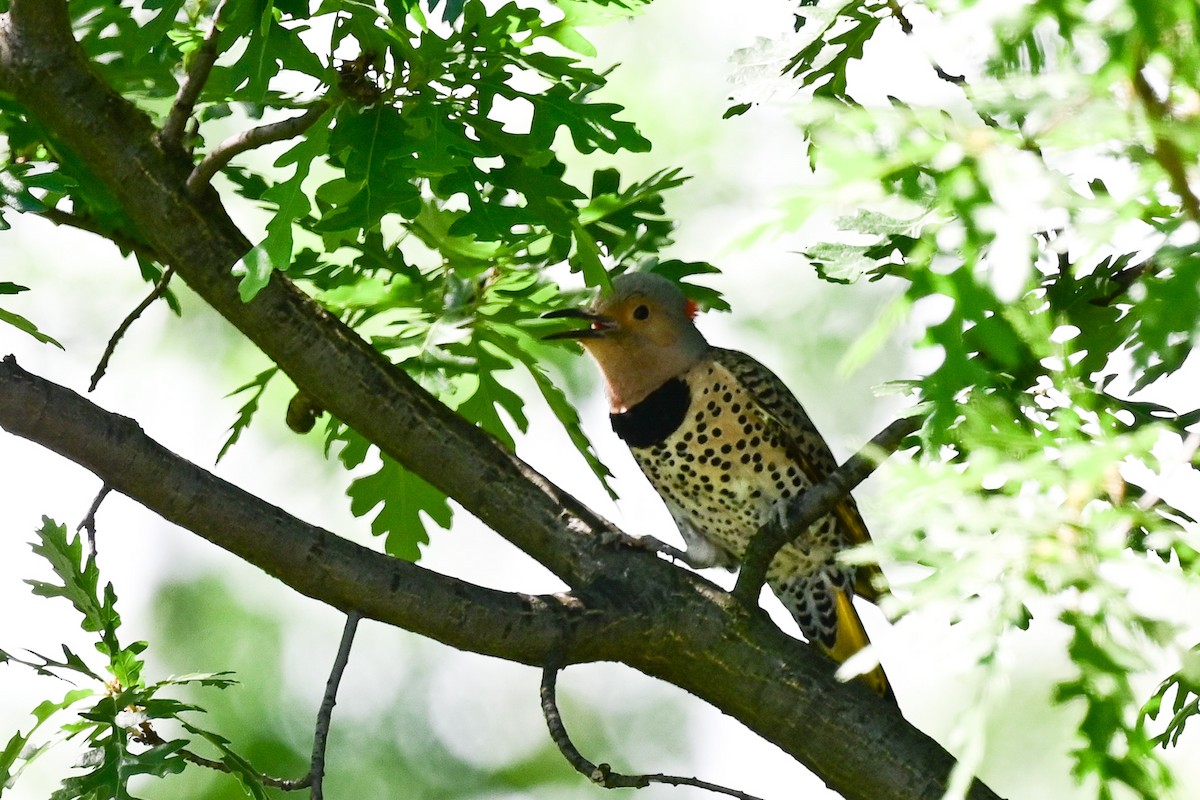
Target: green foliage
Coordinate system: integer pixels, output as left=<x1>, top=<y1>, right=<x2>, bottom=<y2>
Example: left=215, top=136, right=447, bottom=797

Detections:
left=0, top=282, right=63, bottom=349
left=216, top=367, right=279, bottom=463
left=1142, top=647, right=1200, bottom=748
left=723, top=0, right=1200, bottom=796
left=1, top=0, right=691, bottom=559
left=2, top=519, right=251, bottom=800
left=873, top=426, right=1194, bottom=799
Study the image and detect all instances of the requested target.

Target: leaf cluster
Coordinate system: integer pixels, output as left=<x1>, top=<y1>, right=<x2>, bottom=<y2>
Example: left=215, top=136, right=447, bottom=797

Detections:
left=729, top=0, right=1200, bottom=795
left=0, top=0, right=714, bottom=560
left=1, top=519, right=254, bottom=800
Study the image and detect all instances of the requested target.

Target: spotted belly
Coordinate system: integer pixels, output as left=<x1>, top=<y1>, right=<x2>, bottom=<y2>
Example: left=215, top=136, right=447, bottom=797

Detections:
left=619, top=361, right=842, bottom=580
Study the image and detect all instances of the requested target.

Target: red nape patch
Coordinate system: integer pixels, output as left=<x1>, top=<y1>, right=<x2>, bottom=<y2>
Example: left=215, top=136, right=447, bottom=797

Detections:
left=684, top=298, right=699, bottom=319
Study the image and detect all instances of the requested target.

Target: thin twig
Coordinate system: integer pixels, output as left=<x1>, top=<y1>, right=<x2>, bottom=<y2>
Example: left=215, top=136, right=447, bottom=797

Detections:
left=539, top=664, right=767, bottom=800
left=89, top=267, right=176, bottom=392
left=38, top=207, right=163, bottom=262
left=160, top=0, right=228, bottom=149
left=309, top=611, right=361, bottom=800
left=884, top=0, right=913, bottom=34
left=186, top=101, right=331, bottom=195
left=885, top=1, right=1043, bottom=157
left=131, top=614, right=361, bottom=795
left=136, top=724, right=311, bottom=790
left=1131, top=62, right=1200, bottom=224
left=76, top=485, right=111, bottom=558
left=733, top=415, right=922, bottom=606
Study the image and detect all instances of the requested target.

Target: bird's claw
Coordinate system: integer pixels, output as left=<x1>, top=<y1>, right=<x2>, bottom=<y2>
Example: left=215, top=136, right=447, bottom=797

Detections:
left=599, top=530, right=694, bottom=565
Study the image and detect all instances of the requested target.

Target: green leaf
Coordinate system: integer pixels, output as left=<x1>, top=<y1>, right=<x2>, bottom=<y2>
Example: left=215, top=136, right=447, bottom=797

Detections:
left=486, top=328, right=617, bottom=499
left=0, top=688, right=94, bottom=790
left=0, top=306, right=64, bottom=349
left=25, top=519, right=122, bottom=660
left=217, top=368, right=280, bottom=463
left=177, top=721, right=270, bottom=800
left=784, top=0, right=885, bottom=103
left=529, top=82, right=650, bottom=155
left=339, top=432, right=452, bottom=561
left=238, top=125, right=330, bottom=301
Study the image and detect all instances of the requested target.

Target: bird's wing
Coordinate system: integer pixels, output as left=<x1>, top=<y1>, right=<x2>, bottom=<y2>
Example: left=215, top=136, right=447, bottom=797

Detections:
left=710, top=348, right=885, bottom=600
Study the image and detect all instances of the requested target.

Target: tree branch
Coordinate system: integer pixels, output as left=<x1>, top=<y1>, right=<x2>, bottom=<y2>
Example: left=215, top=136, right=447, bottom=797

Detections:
left=186, top=101, right=331, bottom=194
left=309, top=611, right=359, bottom=800
left=0, top=12, right=1007, bottom=797
left=0, top=355, right=594, bottom=666
left=89, top=266, right=175, bottom=391
left=159, top=0, right=227, bottom=149
left=540, top=664, right=766, bottom=800
left=733, top=415, right=922, bottom=605
left=0, top=357, right=1005, bottom=800
left=76, top=483, right=111, bottom=558
left=1131, top=62, right=1200, bottom=224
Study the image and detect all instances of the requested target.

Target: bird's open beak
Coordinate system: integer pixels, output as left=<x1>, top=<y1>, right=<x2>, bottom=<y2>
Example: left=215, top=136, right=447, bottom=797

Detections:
left=541, top=308, right=617, bottom=340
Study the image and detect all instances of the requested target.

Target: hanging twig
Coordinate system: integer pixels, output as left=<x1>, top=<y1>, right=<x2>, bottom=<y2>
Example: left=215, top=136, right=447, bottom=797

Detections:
left=89, top=267, right=176, bottom=391
left=309, top=611, right=360, bottom=800
left=539, top=664, right=767, bottom=800
left=132, top=610, right=362, bottom=796
left=186, top=101, right=331, bottom=195
left=76, top=484, right=112, bottom=558
left=160, top=0, right=229, bottom=149
left=733, top=415, right=921, bottom=606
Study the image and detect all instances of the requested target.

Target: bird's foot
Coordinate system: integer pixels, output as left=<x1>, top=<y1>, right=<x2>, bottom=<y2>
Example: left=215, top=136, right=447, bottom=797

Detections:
left=600, top=530, right=694, bottom=565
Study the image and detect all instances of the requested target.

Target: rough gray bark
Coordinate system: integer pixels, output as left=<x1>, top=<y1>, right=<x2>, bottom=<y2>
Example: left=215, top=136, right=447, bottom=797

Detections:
left=0, top=4, right=1004, bottom=799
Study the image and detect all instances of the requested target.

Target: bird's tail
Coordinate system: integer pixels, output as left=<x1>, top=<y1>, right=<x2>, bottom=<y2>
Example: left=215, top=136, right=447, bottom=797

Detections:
left=824, top=589, right=893, bottom=702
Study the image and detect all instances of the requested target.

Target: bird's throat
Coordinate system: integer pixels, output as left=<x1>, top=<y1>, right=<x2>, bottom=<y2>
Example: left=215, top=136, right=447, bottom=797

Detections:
left=609, top=377, right=691, bottom=448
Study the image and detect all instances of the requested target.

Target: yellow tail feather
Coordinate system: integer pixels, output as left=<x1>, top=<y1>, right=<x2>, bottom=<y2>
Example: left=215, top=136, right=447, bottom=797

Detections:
left=823, top=589, right=892, bottom=701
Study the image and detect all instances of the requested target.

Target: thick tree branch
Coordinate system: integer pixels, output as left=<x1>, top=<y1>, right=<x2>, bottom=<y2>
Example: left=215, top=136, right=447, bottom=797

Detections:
left=0, top=10, right=1006, bottom=799
left=0, top=356, right=596, bottom=666
left=0, top=358, right=1005, bottom=800
left=734, top=415, right=922, bottom=604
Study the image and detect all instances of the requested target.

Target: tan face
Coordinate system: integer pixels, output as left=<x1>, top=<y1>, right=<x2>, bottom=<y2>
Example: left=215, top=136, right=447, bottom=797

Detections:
left=580, top=290, right=693, bottom=354
left=543, top=274, right=709, bottom=410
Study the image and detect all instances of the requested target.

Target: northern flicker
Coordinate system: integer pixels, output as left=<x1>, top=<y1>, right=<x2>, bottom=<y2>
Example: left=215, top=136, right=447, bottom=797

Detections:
left=545, top=272, right=890, bottom=697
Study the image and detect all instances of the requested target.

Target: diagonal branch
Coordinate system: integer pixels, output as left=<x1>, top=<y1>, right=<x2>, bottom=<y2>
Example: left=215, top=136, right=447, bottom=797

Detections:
left=1131, top=61, right=1200, bottom=224
left=89, top=266, right=175, bottom=391
left=733, top=415, right=922, bottom=606
left=186, top=101, right=331, bottom=194
left=0, top=355, right=594, bottom=667
left=159, top=0, right=228, bottom=149
left=0, top=356, right=1005, bottom=800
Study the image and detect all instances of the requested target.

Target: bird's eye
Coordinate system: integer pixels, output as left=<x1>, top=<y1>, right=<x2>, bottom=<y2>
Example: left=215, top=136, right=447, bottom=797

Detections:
left=632, top=304, right=650, bottom=321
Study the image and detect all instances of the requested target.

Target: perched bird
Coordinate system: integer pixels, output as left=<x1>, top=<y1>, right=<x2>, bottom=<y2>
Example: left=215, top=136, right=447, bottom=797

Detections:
left=545, top=272, right=889, bottom=697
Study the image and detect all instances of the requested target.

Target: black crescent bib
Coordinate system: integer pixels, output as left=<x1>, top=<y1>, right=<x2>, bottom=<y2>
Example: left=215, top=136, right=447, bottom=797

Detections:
left=609, top=377, right=690, bottom=449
